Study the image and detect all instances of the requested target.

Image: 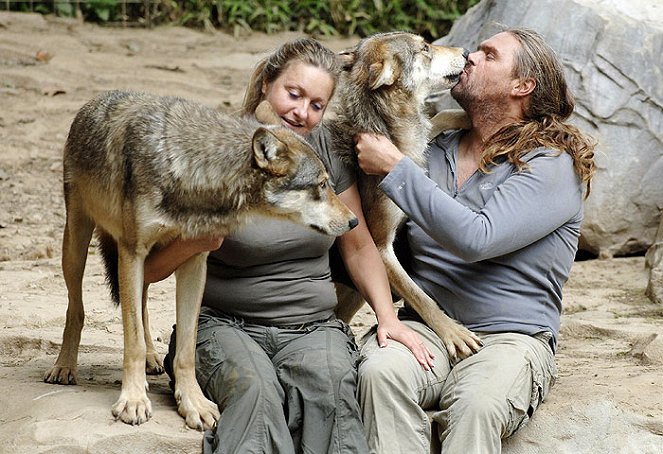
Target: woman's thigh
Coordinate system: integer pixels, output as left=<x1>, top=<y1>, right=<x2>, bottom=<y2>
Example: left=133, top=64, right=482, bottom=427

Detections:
left=272, top=319, right=368, bottom=453
left=194, top=312, right=284, bottom=406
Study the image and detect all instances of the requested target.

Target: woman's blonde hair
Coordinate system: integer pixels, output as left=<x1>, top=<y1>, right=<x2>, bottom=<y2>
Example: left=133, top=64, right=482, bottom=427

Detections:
left=481, top=28, right=596, bottom=196
left=241, top=38, right=341, bottom=116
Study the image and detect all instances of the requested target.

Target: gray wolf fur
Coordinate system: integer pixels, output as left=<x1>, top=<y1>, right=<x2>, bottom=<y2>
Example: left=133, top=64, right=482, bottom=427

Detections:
left=44, top=90, right=358, bottom=429
left=329, top=32, right=483, bottom=359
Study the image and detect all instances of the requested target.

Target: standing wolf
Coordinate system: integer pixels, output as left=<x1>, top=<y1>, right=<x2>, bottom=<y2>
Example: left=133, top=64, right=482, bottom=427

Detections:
left=44, top=90, right=358, bottom=429
left=329, top=32, right=483, bottom=359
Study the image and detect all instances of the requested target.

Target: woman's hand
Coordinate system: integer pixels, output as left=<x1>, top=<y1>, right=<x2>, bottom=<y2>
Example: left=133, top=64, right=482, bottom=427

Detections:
left=182, top=236, right=225, bottom=253
left=376, top=317, right=436, bottom=371
left=354, top=132, right=405, bottom=176
left=144, top=236, right=224, bottom=284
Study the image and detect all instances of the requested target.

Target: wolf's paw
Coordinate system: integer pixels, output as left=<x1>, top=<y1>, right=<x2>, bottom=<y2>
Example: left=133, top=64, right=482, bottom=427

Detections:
left=432, top=318, right=483, bottom=362
left=145, top=352, right=164, bottom=375
left=111, top=390, right=153, bottom=426
left=44, top=365, right=78, bottom=385
left=174, top=385, right=220, bottom=431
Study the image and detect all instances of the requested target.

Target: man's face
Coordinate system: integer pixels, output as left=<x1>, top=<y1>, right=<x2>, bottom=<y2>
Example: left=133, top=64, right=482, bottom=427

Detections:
left=451, top=32, right=522, bottom=109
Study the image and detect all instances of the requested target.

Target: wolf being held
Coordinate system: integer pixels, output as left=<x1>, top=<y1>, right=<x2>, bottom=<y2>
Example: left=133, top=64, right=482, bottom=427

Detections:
left=44, top=89, right=358, bottom=430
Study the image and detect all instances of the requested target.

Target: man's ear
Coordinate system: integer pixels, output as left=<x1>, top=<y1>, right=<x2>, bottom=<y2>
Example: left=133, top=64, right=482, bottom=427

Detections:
left=252, top=127, right=289, bottom=176
left=513, top=78, right=536, bottom=97
left=368, top=57, right=397, bottom=90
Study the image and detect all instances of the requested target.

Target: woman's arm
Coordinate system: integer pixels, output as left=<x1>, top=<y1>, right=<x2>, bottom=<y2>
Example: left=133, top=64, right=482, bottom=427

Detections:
left=335, top=184, right=434, bottom=369
left=144, top=236, right=224, bottom=284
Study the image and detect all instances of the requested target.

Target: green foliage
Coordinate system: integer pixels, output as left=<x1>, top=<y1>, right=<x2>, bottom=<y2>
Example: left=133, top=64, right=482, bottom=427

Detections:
left=9, top=0, right=479, bottom=38
left=208, top=0, right=479, bottom=39
left=85, top=0, right=120, bottom=22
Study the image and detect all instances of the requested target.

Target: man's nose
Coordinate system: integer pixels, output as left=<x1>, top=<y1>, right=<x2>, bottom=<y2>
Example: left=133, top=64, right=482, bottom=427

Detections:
left=466, top=50, right=479, bottom=65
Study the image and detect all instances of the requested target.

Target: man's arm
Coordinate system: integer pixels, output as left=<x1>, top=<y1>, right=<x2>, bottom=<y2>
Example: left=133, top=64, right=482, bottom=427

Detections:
left=355, top=133, right=582, bottom=262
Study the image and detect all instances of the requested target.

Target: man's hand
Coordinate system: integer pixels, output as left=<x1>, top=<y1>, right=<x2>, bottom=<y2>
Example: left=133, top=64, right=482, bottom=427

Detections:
left=354, top=132, right=405, bottom=176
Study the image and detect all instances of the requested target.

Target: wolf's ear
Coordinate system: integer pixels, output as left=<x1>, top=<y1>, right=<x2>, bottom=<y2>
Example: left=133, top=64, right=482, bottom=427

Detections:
left=368, top=58, right=397, bottom=89
left=255, top=100, right=281, bottom=125
left=338, top=49, right=356, bottom=70
left=252, top=127, right=290, bottom=176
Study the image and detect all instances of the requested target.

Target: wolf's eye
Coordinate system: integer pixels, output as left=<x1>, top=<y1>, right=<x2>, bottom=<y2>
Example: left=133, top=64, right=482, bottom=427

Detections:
left=422, top=43, right=431, bottom=56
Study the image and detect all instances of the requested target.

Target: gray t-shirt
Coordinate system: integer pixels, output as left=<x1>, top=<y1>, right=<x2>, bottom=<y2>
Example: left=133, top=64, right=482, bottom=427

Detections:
left=380, top=130, right=584, bottom=351
left=201, top=124, right=355, bottom=325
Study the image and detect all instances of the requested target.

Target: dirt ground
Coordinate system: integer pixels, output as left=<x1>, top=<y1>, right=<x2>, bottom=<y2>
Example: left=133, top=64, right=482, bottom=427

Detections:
left=0, top=11, right=662, bottom=454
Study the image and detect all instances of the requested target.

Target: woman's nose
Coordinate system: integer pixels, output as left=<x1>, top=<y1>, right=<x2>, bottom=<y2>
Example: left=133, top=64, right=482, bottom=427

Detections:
left=293, top=100, right=309, bottom=119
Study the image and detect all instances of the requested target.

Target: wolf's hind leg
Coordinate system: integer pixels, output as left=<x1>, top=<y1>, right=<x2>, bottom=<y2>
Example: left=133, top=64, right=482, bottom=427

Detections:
left=334, top=284, right=366, bottom=324
left=142, top=285, right=164, bottom=375
left=45, top=198, right=95, bottom=385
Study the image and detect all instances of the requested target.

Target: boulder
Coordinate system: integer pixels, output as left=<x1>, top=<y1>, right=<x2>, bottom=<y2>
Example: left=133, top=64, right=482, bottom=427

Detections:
left=645, top=215, right=663, bottom=304
left=433, top=0, right=663, bottom=258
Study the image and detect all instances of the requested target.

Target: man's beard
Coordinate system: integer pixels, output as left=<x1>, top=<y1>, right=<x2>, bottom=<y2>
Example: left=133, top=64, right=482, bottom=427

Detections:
left=451, top=82, right=474, bottom=113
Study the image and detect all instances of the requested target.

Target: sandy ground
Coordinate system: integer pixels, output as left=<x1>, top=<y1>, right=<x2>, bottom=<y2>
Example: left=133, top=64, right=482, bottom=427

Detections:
left=0, top=11, right=662, bottom=454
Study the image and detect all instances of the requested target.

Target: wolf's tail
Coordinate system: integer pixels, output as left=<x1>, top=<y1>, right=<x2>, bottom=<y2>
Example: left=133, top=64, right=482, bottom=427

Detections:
left=96, top=230, right=120, bottom=305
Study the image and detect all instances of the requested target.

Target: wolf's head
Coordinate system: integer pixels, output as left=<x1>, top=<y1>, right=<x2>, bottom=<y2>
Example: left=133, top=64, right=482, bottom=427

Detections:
left=339, top=32, right=468, bottom=106
left=251, top=125, right=358, bottom=237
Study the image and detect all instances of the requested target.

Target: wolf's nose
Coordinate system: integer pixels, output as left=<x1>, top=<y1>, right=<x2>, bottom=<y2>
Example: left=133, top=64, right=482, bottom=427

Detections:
left=349, top=217, right=359, bottom=230
left=463, top=48, right=470, bottom=59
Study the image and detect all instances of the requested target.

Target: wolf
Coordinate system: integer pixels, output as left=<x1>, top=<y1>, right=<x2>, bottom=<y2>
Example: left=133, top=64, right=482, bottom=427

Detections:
left=328, top=32, right=483, bottom=360
left=44, top=90, right=358, bottom=429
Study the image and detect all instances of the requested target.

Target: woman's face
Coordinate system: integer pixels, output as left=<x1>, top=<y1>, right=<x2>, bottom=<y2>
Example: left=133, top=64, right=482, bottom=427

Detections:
left=261, top=61, right=335, bottom=136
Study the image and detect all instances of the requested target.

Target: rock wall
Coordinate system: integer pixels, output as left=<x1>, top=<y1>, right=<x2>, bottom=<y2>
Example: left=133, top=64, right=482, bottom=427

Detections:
left=646, top=215, right=663, bottom=304
left=433, top=0, right=663, bottom=258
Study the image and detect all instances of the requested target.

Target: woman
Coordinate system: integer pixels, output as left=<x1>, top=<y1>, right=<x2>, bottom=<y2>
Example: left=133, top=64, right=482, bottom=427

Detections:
left=145, top=38, right=432, bottom=454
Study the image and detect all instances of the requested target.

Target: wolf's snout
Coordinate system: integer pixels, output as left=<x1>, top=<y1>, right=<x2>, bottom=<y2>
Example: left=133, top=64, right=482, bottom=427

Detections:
left=348, top=217, right=359, bottom=230
left=462, top=48, right=470, bottom=60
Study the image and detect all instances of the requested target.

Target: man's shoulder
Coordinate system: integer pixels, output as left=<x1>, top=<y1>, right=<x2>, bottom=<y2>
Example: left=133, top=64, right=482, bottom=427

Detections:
left=521, top=146, right=573, bottom=164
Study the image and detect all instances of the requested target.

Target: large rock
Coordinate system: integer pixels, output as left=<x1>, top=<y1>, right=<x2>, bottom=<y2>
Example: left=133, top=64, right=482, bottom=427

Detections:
left=433, top=0, right=663, bottom=258
left=646, top=215, right=663, bottom=304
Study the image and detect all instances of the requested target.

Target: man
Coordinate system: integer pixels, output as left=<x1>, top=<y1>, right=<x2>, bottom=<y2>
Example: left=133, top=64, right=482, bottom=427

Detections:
left=354, top=28, right=596, bottom=453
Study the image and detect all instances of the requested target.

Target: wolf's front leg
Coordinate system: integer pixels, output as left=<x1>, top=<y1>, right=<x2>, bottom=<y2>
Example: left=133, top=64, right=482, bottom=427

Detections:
left=173, top=252, right=220, bottom=431
left=381, top=245, right=483, bottom=361
left=111, top=248, right=152, bottom=425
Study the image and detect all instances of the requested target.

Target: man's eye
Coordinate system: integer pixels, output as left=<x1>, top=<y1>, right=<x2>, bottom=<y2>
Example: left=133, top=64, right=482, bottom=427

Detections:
left=312, top=103, right=323, bottom=112
left=289, top=91, right=300, bottom=99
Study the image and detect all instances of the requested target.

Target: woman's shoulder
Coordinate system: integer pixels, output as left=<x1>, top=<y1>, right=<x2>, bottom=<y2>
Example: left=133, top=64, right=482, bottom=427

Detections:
left=307, top=123, right=357, bottom=194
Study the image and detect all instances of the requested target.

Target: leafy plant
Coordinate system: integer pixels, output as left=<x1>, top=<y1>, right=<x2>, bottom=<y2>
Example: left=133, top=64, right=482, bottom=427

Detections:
left=9, top=0, right=480, bottom=39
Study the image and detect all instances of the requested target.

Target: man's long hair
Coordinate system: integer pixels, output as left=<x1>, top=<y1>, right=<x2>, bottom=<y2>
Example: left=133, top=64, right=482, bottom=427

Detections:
left=481, top=28, right=596, bottom=197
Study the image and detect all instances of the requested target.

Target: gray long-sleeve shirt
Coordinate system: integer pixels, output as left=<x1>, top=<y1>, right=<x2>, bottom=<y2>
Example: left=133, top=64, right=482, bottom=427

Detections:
left=380, top=130, right=585, bottom=352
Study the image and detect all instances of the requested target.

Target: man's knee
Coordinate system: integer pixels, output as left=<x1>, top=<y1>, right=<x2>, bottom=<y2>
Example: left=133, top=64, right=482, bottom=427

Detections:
left=442, top=392, right=508, bottom=422
left=358, top=345, right=411, bottom=390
